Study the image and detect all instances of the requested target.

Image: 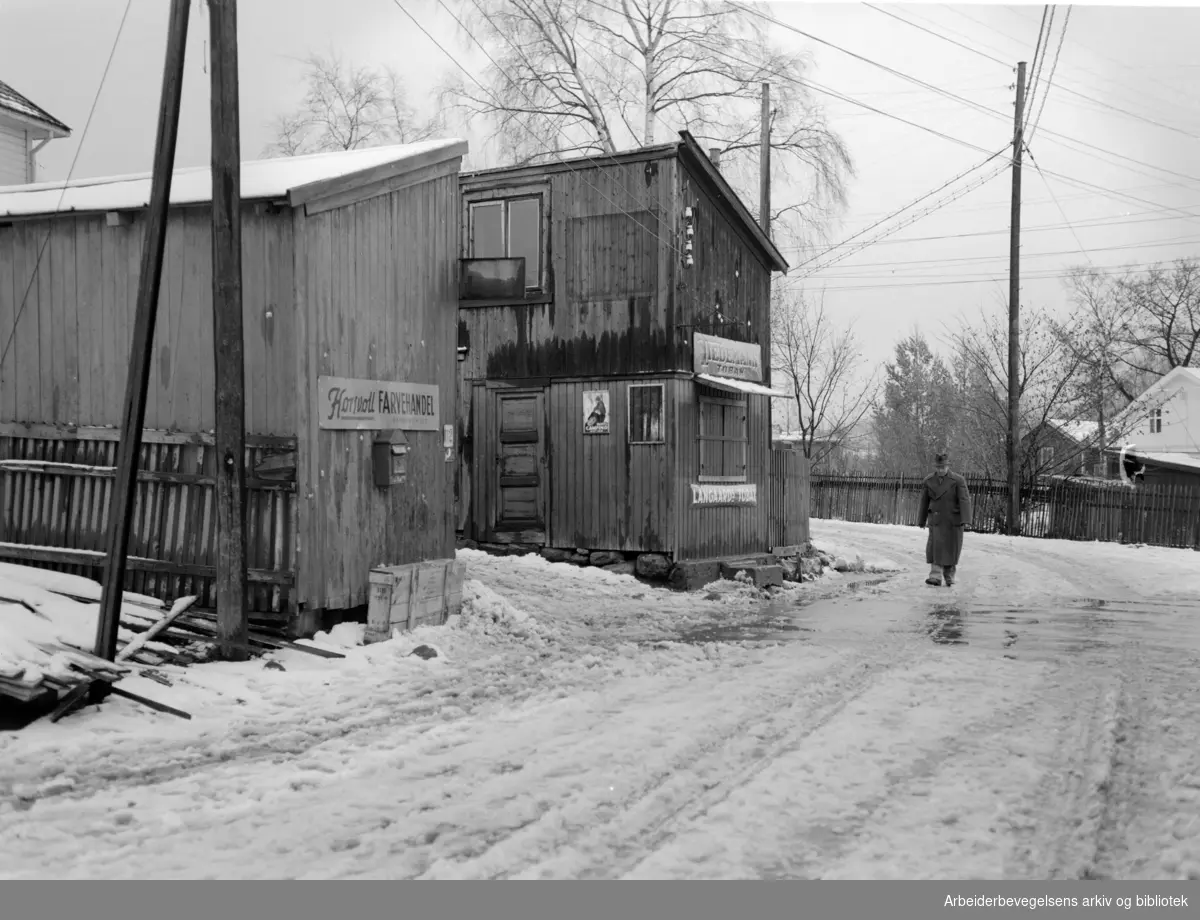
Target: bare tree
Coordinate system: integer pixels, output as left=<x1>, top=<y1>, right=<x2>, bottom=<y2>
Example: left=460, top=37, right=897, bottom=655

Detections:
left=265, top=52, right=441, bottom=157
left=443, top=0, right=852, bottom=244
left=770, top=287, right=877, bottom=469
left=950, top=304, right=1089, bottom=482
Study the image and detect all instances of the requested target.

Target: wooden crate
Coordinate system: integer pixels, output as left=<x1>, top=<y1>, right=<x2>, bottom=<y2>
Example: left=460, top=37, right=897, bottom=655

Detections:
left=364, top=558, right=467, bottom=643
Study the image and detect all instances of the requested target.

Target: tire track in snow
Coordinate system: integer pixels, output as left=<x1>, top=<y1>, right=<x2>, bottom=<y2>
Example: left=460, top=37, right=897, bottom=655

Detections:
left=449, top=633, right=930, bottom=880
left=1000, top=654, right=1127, bottom=880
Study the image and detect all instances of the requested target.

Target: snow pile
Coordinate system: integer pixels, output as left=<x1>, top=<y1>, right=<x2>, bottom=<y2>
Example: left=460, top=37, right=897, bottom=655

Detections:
left=457, top=579, right=560, bottom=645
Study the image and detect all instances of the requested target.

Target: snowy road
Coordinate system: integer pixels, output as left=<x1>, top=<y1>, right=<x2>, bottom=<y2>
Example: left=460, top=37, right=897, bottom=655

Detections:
left=2, top=523, right=1200, bottom=879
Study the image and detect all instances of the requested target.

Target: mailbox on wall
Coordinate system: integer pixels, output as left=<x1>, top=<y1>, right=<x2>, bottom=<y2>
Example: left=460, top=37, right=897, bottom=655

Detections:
left=373, top=429, right=410, bottom=487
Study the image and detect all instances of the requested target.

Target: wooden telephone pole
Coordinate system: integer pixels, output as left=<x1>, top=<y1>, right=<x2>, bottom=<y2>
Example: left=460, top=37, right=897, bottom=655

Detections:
left=1007, top=61, right=1026, bottom=537
left=760, top=82, right=771, bottom=237
left=93, top=0, right=192, bottom=680
left=209, top=0, right=250, bottom=661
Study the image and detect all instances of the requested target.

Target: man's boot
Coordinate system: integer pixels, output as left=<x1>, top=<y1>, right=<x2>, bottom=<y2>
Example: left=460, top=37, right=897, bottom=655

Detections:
left=925, top=564, right=943, bottom=586
left=944, top=565, right=956, bottom=587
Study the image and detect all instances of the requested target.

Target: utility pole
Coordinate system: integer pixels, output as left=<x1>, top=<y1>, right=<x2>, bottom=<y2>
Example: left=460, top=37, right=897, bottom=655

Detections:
left=93, top=0, right=191, bottom=683
left=760, top=82, right=771, bottom=237
left=210, top=0, right=250, bottom=661
left=1007, top=61, right=1026, bottom=537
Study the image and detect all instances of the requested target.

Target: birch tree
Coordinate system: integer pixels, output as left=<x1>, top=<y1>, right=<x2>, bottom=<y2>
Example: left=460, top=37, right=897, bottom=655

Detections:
left=443, top=0, right=852, bottom=240
left=266, top=52, right=441, bottom=156
left=771, top=288, right=876, bottom=469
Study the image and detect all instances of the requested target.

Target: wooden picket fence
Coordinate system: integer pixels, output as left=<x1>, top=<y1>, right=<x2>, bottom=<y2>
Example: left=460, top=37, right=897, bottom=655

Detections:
left=811, top=472, right=1200, bottom=550
left=0, top=424, right=297, bottom=620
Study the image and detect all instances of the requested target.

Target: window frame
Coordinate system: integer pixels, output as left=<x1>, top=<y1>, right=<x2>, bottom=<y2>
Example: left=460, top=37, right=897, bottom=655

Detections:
left=697, top=389, right=748, bottom=483
left=462, top=184, right=551, bottom=305
left=628, top=382, right=666, bottom=445
left=1149, top=407, right=1163, bottom=434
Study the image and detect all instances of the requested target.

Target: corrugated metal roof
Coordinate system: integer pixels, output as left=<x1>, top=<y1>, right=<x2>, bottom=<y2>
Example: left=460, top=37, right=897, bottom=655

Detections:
left=0, top=79, right=70, bottom=134
left=0, top=138, right=469, bottom=218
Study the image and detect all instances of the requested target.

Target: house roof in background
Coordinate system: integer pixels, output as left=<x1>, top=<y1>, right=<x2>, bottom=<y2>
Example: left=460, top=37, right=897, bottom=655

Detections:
left=1109, top=366, right=1200, bottom=430
left=1045, top=418, right=1100, bottom=444
left=0, top=139, right=468, bottom=217
left=1113, top=449, right=1200, bottom=475
left=0, top=79, right=70, bottom=136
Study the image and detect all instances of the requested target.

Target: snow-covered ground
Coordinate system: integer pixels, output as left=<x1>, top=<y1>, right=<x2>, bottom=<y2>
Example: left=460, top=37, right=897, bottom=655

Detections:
left=2, top=526, right=1199, bottom=880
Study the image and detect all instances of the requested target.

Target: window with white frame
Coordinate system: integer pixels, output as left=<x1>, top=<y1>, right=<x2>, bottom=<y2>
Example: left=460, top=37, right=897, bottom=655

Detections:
left=629, top=383, right=665, bottom=444
left=467, top=194, right=546, bottom=294
left=1038, top=446, right=1055, bottom=469
left=1149, top=407, right=1163, bottom=434
left=698, top=389, right=748, bottom=482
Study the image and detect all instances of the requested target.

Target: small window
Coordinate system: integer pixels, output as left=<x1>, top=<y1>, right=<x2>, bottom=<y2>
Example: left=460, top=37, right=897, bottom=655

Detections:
left=467, top=195, right=544, bottom=292
left=698, top=391, right=747, bottom=482
left=1149, top=408, right=1163, bottom=434
left=629, top=384, right=665, bottom=444
left=1038, top=446, right=1055, bottom=468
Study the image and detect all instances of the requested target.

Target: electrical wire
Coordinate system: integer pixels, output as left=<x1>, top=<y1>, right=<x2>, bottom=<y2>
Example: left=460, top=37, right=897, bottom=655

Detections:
left=726, top=0, right=1200, bottom=196
left=1027, top=7, right=1071, bottom=144
left=0, top=0, right=135, bottom=373
left=795, top=161, right=1013, bottom=278
left=399, top=0, right=684, bottom=264
left=789, top=148, right=1009, bottom=272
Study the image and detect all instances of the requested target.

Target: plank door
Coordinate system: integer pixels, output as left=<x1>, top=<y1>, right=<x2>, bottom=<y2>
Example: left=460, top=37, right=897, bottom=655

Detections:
left=490, top=389, right=547, bottom=543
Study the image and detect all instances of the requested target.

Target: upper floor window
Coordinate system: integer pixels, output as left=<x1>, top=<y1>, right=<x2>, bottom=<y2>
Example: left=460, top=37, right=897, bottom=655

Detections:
left=467, top=193, right=546, bottom=295
left=1149, top=407, right=1163, bottom=434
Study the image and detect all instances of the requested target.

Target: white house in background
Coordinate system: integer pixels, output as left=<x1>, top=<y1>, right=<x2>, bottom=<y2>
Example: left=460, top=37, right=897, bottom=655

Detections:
left=1104, top=366, right=1200, bottom=472
left=0, top=80, right=71, bottom=186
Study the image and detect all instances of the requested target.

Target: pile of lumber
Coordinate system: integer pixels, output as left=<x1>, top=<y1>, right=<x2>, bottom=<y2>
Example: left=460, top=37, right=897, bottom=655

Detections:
left=0, top=562, right=344, bottom=718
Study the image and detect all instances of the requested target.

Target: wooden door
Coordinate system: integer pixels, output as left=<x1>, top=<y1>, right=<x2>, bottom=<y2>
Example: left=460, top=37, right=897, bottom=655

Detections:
left=490, top=389, right=547, bottom=543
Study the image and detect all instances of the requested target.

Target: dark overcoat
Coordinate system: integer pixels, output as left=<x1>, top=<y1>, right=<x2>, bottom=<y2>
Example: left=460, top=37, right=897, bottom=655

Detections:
left=916, top=471, right=974, bottom=566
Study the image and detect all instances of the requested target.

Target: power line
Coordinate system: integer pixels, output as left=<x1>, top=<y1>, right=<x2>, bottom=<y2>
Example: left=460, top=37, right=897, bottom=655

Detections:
left=1022, top=5, right=1053, bottom=128
left=945, top=4, right=1200, bottom=138
left=1028, top=7, right=1071, bottom=143
left=729, top=0, right=1200, bottom=196
left=796, top=161, right=1012, bottom=278
left=398, top=0, right=684, bottom=263
left=859, top=3, right=1009, bottom=68
left=790, top=148, right=1009, bottom=271
left=1023, top=141, right=1094, bottom=268
left=806, top=261, right=1172, bottom=292
left=809, top=233, right=1200, bottom=274
left=0, top=0, right=135, bottom=373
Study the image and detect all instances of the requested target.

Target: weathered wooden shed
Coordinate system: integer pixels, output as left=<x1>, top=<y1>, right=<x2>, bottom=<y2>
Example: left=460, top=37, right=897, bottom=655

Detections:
left=456, top=131, right=809, bottom=575
left=0, top=139, right=468, bottom=634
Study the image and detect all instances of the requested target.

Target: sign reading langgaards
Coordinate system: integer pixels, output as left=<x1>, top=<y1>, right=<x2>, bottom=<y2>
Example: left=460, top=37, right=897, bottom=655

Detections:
left=690, top=483, right=758, bottom=506
left=318, top=375, right=440, bottom=431
left=693, top=332, right=763, bottom=383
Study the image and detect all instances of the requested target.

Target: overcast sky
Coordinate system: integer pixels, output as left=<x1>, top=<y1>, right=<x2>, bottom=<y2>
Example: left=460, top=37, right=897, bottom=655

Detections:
left=3, top=0, right=1198, bottom=371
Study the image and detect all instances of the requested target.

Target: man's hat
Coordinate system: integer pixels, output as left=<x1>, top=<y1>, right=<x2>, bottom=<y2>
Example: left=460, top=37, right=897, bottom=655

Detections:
left=934, top=453, right=948, bottom=465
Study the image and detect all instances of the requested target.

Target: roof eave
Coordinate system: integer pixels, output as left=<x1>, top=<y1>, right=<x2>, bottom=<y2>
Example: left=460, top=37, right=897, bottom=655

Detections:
left=287, top=139, right=469, bottom=208
left=676, top=131, right=789, bottom=274
left=0, top=107, right=71, bottom=138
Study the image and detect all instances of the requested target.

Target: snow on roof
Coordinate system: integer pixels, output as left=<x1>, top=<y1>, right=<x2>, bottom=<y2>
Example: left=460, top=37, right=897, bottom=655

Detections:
left=0, top=138, right=468, bottom=218
left=1046, top=418, right=1100, bottom=443
left=1126, top=450, right=1200, bottom=474
left=0, top=78, right=70, bottom=134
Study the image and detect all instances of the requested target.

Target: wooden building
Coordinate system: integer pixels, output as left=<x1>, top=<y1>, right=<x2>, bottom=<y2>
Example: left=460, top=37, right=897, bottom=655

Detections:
left=0, top=139, right=467, bottom=635
left=456, top=131, right=808, bottom=569
left=0, top=79, right=71, bottom=186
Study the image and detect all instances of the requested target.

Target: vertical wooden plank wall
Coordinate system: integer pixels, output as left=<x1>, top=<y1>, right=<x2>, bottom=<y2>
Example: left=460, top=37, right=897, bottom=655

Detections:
left=300, top=171, right=459, bottom=610
left=673, top=380, right=773, bottom=560
left=545, top=378, right=673, bottom=552
left=0, top=207, right=296, bottom=434
left=0, top=206, right=299, bottom=614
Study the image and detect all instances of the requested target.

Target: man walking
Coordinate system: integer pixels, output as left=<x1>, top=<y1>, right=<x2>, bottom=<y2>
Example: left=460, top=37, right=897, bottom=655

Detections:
left=917, top=453, right=973, bottom=587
